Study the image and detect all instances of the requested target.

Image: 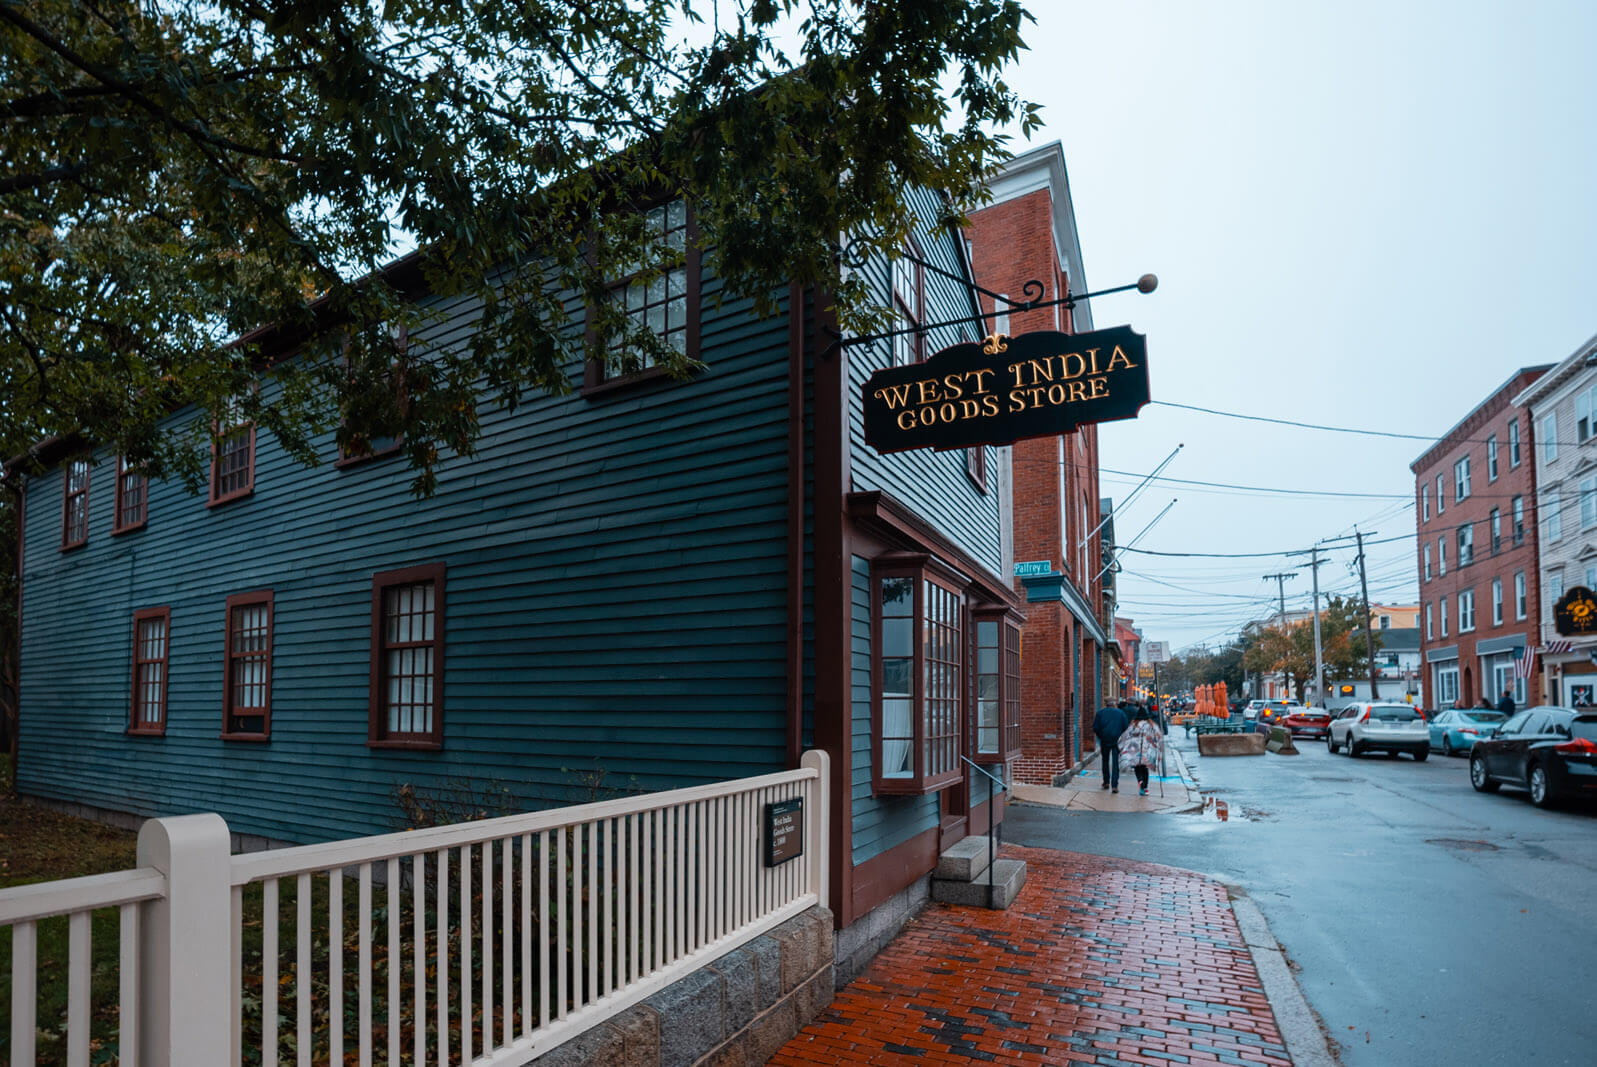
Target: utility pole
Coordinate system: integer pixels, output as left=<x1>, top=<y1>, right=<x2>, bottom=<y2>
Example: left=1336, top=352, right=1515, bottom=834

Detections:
left=1298, top=547, right=1328, bottom=707
left=1356, top=529, right=1380, bottom=699
left=1261, top=572, right=1297, bottom=701
left=1262, top=572, right=1296, bottom=626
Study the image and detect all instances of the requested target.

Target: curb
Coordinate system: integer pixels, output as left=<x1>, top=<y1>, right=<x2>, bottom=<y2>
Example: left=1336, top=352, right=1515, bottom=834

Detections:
left=1209, top=874, right=1339, bottom=1067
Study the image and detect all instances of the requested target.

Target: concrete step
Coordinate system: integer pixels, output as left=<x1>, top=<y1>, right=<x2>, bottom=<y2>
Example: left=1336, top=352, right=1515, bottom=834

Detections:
left=932, top=859, right=1028, bottom=909
left=934, top=836, right=993, bottom=881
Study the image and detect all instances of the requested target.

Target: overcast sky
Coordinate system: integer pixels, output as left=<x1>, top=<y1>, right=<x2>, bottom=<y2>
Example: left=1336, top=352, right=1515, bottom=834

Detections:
left=998, top=0, right=1597, bottom=652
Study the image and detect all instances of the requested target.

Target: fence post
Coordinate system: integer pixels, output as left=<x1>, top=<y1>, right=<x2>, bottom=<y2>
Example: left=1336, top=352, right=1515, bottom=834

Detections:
left=800, top=749, right=830, bottom=910
left=136, top=813, right=233, bottom=1066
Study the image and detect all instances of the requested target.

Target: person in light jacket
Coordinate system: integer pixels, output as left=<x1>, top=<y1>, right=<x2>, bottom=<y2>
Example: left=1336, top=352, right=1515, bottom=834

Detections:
left=1120, top=706, right=1165, bottom=796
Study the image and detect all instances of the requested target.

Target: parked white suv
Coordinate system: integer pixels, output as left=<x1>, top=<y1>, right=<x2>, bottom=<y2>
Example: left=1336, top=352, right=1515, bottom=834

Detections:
left=1327, top=702, right=1429, bottom=761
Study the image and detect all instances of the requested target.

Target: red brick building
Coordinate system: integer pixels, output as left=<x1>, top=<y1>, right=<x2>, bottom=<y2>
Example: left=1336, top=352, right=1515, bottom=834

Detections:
left=966, top=143, right=1109, bottom=783
left=1411, top=366, right=1551, bottom=710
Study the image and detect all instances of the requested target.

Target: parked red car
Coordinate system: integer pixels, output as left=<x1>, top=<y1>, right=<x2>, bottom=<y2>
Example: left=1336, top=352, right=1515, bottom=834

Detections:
left=1282, top=707, right=1333, bottom=739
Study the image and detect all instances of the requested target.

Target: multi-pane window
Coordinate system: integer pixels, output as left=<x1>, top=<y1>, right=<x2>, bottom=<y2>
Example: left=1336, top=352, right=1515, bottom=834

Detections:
left=1512, top=495, right=1525, bottom=544
left=113, top=457, right=148, bottom=533
left=973, top=609, right=1022, bottom=764
left=1487, top=435, right=1498, bottom=481
left=223, top=591, right=273, bottom=739
left=130, top=608, right=170, bottom=734
left=586, top=201, right=698, bottom=389
left=873, top=564, right=963, bottom=794
left=210, top=398, right=255, bottom=504
left=891, top=246, right=924, bottom=366
left=1492, top=578, right=1503, bottom=626
left=1459, top=589, right=1475, bottom=632
left=1577, top=385, right=1597, bottom=442
left=1546, top=492, right=1563, bottom=542
left=1515, top=570, right=1527, bottom=620
left=1457, top=524, right=1472, bottom=567
left=1435, top=473, right=1445, bottom=514
left=1436, top=666, right=1459, bottom=706
left=1508, top=417, right=1520, bottom=467
left=61, top=459, right=89, bottom=549
left=966, top=446, right=987, bottom=493
left=1454, top=455, right=1471, bottom=502
left=338, top=323, right=407, bottom=465
left=1423, top=544, right=1432, bottom=581
left=1544, top=414, right=1558, bottom=463
left=1490, top=508, right=1501, bottom=553
left=370, top=565, right=445, bottom=747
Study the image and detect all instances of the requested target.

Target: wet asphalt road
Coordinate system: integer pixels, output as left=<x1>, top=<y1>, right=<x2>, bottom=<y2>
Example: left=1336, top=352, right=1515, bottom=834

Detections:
left=1005, top=731, right=1597, bottom=1066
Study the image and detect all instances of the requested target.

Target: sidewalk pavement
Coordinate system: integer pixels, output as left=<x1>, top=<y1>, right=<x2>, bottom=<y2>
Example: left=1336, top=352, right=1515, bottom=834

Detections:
left=771, top=846, right=1297, bottom=1066
left=1011, top=741, right=1204, bottom=814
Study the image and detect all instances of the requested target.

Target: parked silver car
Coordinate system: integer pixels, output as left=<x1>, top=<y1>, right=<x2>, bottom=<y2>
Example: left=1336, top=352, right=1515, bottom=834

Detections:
left=1327, top=702, right=1430, bottom=760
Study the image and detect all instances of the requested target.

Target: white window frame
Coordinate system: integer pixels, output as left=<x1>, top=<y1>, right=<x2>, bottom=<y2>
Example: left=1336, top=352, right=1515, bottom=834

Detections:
left=1490, top=507, right=1501, bottom=553
left=1455, top=455, right=1471, bottom=502
left=1459, top=589, right=1475, bottom=632
left=1512, top=495, right=1525, bottom=544
left=1487, top=435, right=1499, bottom=481
left=1515, top=570, right=1527, bottom=620
left=1547, top=492, right=1563, bottom=542
left=1544, top=414, right=1559, bottom=463
left=1441, top=596, right=1449, bottom=637
left=1423, top=544, right=1432, bottom=581
left=1436, top=665, right=1459, bottom=706
left=1578, top=384, right=1597, bottom=442
left=1550, top=572, right=1565, bottom=604
left=1508, top=417, right=1521, bottom=467
left=1457, top=524, right=1473, bottom=567
left=1492, top=578, right=1503, bottom=626
left=1581, top=476, right=1597, bottom=530
left=1436, top=473, right=1446, bottom=514
left=1425, top=602, right=1433, bottom=639
left=1439, top=536, right=1447, bottom=575
left=1421, top=483, right=1429, bottom=522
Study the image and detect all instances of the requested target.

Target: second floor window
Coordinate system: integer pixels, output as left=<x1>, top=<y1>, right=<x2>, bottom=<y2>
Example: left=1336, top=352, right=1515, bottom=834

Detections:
left=210, top=398, right=255, bottom=505
left=1459, top=589, right=1475, bottom=632
left=1492, top=578, right=1503, bottom=626
left=892, top=244, right=924, bottom=366
left=1515, top=571, right=1527, bottom=619
left=1513, top=495, right=1525, bottom=544
left=61, top=459, right=88, bottom=549
left=586, top=201, right=700, bottom=390
left=1490, top=508, right=1501, bottom=552
left=1423, top=544, right=1432, bottom=581
left=113, top=457, right=147, bottom=533
left=1457, top=524, right=1473, bottom=567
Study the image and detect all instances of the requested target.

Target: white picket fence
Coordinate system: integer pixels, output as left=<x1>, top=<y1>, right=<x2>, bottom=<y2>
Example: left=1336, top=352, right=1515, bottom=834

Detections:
left=0, top=750, right=829, bottom=1065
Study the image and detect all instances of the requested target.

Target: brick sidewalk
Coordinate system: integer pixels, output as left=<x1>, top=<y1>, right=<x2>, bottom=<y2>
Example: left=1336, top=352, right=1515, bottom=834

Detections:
left=771, top=846, right=1291, bottom=1066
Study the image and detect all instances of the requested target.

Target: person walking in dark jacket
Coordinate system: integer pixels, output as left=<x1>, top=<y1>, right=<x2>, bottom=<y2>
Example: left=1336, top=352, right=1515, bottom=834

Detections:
left=1497, top=687, right=1516, bottom=716
left=1093, top=701, right=1132, bottom=793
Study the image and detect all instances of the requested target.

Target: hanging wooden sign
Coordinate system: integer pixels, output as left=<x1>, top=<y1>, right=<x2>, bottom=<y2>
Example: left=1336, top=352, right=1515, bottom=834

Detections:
left=862, top=326, right=1150, bottom=453
left=1554, top=585, right=1597, bottom=636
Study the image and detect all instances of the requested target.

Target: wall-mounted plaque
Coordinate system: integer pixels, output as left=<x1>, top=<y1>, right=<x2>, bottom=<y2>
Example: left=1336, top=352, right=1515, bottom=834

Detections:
left=764, top=798, right=804, bottom=867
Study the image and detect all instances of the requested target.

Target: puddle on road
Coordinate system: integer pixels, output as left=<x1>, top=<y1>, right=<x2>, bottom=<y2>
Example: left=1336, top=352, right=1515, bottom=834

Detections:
left=1177, top=796, right=1255, bottom=831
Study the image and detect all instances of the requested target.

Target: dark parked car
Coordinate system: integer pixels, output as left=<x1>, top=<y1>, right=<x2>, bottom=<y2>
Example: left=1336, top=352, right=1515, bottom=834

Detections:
left=1469, top=707, right=1597, bottom=808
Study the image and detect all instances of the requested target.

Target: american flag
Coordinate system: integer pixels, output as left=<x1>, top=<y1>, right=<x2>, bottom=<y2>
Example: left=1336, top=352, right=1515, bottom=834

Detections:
left=1514, top=644, right=1537, bottom=681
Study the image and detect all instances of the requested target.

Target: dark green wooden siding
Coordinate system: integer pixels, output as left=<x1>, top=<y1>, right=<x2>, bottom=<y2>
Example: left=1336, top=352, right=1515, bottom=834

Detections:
left=18, top=284, right=795, bottom=844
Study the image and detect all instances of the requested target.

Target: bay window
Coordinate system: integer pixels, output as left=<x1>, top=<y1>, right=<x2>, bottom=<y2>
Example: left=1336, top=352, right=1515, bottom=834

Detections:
left=873, top=558, right=962, bottom=794
left=973, top=607, right=1023, bottom=764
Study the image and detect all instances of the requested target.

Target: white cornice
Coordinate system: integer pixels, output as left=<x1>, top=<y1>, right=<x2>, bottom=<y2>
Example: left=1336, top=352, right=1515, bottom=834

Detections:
left=1513, top=332, right=1597, bottom=410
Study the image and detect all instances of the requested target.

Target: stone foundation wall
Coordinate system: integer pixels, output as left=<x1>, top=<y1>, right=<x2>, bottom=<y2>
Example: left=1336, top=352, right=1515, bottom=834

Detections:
left=534, top=906, right=835, bottom=1067
left=832, top=873, right=930, bottom=990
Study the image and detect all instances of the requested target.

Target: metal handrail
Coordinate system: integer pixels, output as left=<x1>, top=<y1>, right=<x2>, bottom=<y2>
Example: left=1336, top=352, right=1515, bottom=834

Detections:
left=959, top=756, right=1005, bottom=908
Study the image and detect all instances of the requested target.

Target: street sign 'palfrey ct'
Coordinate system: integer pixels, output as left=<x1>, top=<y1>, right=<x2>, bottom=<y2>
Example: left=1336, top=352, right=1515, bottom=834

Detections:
left=1014, top=560, right=1052, bottom=578
left=863, top=326, right=1150, bottom=454
left=1554, top=585, right=1597, bottom=636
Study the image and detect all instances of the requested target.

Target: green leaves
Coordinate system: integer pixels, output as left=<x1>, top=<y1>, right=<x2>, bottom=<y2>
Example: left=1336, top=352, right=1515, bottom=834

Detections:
left=2, top=0, right=1035, bottom=494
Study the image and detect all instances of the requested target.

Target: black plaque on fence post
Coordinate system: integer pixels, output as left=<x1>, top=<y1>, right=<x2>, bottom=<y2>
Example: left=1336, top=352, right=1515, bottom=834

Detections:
left=764, top=798, right=804, bottom=867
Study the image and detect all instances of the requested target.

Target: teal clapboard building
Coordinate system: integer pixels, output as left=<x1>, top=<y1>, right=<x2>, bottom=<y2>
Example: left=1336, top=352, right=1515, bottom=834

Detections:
left=15, top=182, right=1024, bottom=932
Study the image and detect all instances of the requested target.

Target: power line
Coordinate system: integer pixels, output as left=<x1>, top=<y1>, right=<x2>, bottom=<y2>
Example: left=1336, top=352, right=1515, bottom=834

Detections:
left=1099, top=467, right=1407, bottom=500
left=1152, top=400, right=1596, bottom=450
